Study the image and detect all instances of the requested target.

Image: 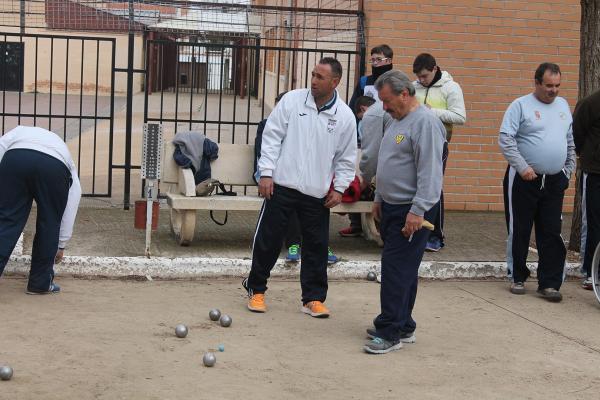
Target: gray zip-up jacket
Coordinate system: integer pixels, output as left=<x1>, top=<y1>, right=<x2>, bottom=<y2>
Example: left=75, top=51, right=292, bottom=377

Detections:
left=359, top=102, right=394, bottom=184
left=374, top=105, right=446, bottom=216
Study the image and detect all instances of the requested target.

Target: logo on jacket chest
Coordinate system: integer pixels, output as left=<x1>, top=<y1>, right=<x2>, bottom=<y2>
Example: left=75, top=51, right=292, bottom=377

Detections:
left=327, top=118, right=337, bottom=133
left=395, top=134, right=405, bottom=144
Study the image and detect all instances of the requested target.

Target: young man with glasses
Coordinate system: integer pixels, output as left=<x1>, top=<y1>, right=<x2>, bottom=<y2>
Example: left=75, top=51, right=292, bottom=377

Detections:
left=340, top=44, right=394, bottom=238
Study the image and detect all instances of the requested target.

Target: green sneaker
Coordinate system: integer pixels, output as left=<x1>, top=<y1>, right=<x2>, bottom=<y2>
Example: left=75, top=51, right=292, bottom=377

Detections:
left=328, top=247, right=338, bottom=264
left=286, top=244, right=300, bottom=262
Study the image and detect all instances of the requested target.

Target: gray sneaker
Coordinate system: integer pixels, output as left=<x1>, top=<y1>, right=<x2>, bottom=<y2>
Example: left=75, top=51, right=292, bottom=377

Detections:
left=26, top=282, right=61, bottom=295
left=510, top=282, right=526, bottom=295
left=366, top=328, right=416, bottom=343
left=363, top=337, right=402, bottom=354
left=537, top=288, right=562, bottom=302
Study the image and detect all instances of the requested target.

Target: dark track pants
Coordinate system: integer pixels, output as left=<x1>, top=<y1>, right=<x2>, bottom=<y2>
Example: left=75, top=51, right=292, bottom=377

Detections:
left=373, top=202, right=433, bottom=342
left=248, top=185, right=330, bottom=304
left=503, top=166, right=568, bottom=290
left=0, top=149, right=70, bottom=291
left=284, top=210, right=301, bottom=248
left=429, top=142, right=449, bottom=244
left=581, top=172, right=600, bottom=278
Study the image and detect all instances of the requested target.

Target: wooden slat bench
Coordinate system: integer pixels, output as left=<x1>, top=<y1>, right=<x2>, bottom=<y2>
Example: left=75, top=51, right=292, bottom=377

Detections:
left=162, top=141, right=381, bottom=246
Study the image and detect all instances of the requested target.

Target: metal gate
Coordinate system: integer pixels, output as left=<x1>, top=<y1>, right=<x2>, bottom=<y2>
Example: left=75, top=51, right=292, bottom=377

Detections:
left=144, top=38, right=361, bottom=146
left=1, top=0, right=364, bottom=208
left=0, top=32, right=116, bottom=198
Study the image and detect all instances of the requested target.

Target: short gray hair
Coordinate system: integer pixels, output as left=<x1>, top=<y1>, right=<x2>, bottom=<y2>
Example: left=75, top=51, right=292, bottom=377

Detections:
left=374, top=70, right=415, bottom=96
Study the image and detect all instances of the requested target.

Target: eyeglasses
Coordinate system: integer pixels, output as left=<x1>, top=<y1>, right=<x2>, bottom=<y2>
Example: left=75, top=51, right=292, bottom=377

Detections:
left=370, top=57, right=390, bottom=65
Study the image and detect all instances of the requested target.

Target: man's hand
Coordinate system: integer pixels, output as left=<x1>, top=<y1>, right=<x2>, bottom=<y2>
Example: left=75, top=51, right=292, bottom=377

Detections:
left=55, top=249, right=64, bottom=264
left=401, top=212, right=424, bottom=238
left=520, top=167, right=538, bottom=181
left=372, top=202, right=381, bottom=222
left=324, top=190, right=342, bottom=208
left=258, top=177, right=274, bottom=199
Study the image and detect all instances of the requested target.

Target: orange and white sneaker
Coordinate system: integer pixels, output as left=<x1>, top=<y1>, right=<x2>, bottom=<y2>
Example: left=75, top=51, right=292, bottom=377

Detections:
left=248, top=294, right=267, bottom=313
left=302, top=301, right=330, bottom=318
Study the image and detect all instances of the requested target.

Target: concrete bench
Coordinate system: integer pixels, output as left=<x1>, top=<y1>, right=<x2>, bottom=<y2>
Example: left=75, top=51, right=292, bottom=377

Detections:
left=162, top=141, right=381, bottom=246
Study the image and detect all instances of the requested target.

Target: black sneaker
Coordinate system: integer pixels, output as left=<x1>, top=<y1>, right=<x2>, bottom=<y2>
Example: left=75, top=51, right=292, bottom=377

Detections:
left=510, top=282, right=526, bottom=295
left=366, top=328, right=416, bottom=343
left=537, top=288, right=562, bottom=302
left=26, top=282, right=61, bottom=295
left=363, top=337, right=402, bottom=354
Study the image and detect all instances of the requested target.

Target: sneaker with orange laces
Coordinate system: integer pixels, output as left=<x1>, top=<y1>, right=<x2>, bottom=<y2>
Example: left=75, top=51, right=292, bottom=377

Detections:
left=301, top=301, right=330, bottom=318
left=248, top=293, right=267, bottom=313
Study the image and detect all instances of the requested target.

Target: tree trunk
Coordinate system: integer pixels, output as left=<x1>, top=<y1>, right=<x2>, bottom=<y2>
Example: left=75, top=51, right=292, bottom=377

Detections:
left=569, top=0, right=600, bottom=251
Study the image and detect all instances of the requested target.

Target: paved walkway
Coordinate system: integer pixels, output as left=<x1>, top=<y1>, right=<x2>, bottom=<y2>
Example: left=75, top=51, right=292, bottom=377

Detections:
left=20, top=204, right=572, bottom=261
left=9, top=204, right=583, bottom=280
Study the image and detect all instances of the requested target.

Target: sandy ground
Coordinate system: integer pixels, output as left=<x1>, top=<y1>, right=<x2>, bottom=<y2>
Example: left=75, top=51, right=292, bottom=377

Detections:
left=1, top=277, right=600, bottom=400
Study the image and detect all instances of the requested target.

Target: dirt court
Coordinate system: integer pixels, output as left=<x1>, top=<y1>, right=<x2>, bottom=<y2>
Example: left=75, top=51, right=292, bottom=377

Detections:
left=1, top=277, right=600, bottom=400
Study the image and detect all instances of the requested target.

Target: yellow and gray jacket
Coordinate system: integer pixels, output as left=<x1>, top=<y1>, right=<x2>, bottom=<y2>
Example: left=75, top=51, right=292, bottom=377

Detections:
left=413, top=71, right=466, bottom=141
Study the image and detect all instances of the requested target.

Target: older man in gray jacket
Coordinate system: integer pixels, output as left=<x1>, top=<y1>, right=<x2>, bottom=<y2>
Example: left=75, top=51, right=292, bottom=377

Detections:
left=362, top=70, right=446, bottom=354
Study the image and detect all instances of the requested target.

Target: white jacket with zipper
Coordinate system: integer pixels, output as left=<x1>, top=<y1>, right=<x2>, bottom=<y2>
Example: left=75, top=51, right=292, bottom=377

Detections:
left=413, top=71, right=466, bottom=141
left=258, top=88, right=357, bottom=198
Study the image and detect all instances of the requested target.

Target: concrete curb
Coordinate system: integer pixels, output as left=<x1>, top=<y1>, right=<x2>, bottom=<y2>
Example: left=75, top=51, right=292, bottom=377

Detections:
left=6, top=253, right=583, bottom=280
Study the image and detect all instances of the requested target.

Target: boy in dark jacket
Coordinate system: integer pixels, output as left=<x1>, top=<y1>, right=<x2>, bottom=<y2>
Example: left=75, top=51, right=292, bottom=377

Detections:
left=573, top=89, right=600, bottom=290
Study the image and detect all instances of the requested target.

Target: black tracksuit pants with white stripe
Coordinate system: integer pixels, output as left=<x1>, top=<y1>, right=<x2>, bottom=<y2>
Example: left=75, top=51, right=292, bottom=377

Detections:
left=429, top=142, right=449, bottom=244
left=503, top=166, right=569, bottom=290
left=581, top=172, right=600, bottom=278
left=0, top=149, right=70, bottom=291
left=248, top=184, right=330, bottom=304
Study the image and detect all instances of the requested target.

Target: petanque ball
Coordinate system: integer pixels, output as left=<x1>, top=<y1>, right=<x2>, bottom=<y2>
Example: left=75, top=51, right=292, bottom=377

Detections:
left=367, top=271, right=377, bottom=281
left=175, top=324, right=188, bottom=338
left=218, top=344, right=225, bottom=352
left=0, top=366, right=13, bottom=381
left=219, top=314, right=232, bottom=327
left=208, top=309, right=221, bottom=321
left=203, top=352, right=216, bottom=367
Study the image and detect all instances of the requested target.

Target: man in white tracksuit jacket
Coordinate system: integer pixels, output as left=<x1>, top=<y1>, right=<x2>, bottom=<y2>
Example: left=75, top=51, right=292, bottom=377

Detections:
left=243, top=58, right=357, bottom=318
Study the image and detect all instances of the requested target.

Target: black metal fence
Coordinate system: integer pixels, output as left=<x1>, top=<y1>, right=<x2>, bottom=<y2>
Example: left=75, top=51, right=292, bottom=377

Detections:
left=0, top=31, right=115, bottom=198
left=144, top=39, right=361, bottom=145
left=0, top=2, right=364, bottom=208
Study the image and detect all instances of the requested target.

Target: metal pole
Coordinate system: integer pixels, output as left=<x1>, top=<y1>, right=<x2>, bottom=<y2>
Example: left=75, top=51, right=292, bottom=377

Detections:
left=145, top=180, right=156, bottom=257
left=124, top=0, right=134, bottom=209
left=20, top=0, right=25, bottom=34
left=357, top=10, right=366, bottom=78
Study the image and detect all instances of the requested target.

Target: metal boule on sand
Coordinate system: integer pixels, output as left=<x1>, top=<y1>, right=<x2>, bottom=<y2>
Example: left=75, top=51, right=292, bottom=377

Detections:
left=209, top=309, right=221, bottom=321
left=219, top=314, right=232, bottom=327
left=0, top=366, right=13, bottom=381
left=203, top=352, right=216, bottom=367
left=175, top=324, right=188, bottom=338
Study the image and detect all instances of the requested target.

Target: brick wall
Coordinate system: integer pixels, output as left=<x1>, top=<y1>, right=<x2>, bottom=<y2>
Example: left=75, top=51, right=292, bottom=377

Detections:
left=364, top=0, right=581, bottom=211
